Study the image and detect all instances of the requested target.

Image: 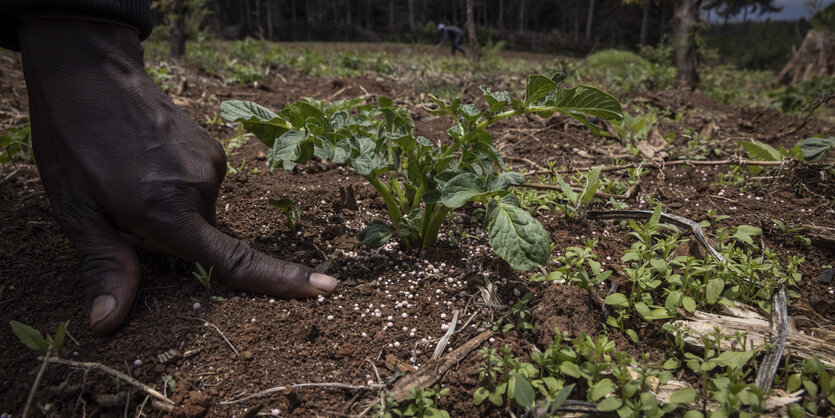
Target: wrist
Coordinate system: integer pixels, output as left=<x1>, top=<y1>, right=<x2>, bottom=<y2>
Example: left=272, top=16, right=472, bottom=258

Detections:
left=19, top=17, right=145, bottom=73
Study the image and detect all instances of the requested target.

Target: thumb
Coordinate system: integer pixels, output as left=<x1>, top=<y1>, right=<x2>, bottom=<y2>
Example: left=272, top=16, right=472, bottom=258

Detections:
left=163, top=217, right=337, bottom=298
left=66, top=213, right=141, bottom=334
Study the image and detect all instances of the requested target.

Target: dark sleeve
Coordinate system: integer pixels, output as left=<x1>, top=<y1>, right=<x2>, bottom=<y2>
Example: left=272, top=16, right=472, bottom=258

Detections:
left=0, top=0, right=153, bottom=51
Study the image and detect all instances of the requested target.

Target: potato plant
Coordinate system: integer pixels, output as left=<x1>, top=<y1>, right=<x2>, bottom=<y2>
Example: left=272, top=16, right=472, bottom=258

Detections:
left=221, top=73, right=622, bottom=270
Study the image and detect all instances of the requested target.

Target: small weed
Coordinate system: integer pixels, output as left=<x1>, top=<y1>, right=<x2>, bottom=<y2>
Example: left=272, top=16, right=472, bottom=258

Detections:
left=192, top=262, right=213, bottom=289
left=145, top=65, right=175, bottom=92
left=268, top=198, right=304, bottom=233
left=380, top=385, right=450, bottom=418
left=10, top=320, right=69, bottom=355
left=161, top=374, right=177, bottom=396
left=0, top=123, right=33, bottom=163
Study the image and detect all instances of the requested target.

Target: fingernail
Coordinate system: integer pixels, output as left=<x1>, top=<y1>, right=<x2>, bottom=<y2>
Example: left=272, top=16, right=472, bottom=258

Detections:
left=310, top=272, right=337, bottom=294
left=91, top=295, right=116, bottom=325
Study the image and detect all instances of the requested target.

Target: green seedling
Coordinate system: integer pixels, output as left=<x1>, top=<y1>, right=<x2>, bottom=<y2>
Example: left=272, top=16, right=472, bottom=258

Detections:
left=493, top=293, right=534, bottom=334
left=145, top=65, right=174, bottom=92
left=162, top=374, right=177, bottom=396
left=192, top=262, right=213, bottom=289
left=0, top=123, right=34, bottom=163
left=387, top=385, right=451, bottom=418
left=550, top=165, right=603, bottom=218
left=268, top=197, right=304, bottom=233
left=211, top=295, right=226, bottom=302
left=10, top=320, right=69, bottom=355
left=611, top=110, right=657, bottom=154
left=222, top=73, right=623, bottom=270
left=204, top=112, right=224, bottom=127
left=786, top=356, right=835, bottom=416
left=532, top=239, right=612, bottom=290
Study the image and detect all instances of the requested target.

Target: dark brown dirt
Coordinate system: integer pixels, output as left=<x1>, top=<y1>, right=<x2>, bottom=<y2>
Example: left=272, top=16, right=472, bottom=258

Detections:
left=1, top=44, right=833, bottom=417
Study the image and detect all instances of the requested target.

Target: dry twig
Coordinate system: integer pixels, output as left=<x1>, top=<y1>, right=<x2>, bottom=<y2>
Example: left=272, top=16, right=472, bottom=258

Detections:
left=40, top=357, right=177, bottom=407
left=179, top=316, right=239, bottom=356
left=220, top=382, right=385, bottom=405
left=22, top=347, right=52, bottom=418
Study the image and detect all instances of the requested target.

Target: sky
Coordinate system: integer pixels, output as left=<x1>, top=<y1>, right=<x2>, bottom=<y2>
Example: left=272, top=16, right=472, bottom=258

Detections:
left=706, top=0, right=835, bottom=21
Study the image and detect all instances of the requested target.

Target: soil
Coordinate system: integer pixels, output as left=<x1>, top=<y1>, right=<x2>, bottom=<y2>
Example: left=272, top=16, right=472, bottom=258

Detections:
left=1, top=44, right=833, bottom=417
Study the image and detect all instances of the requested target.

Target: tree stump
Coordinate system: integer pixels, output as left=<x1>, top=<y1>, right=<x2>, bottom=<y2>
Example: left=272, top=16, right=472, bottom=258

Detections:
left=776, top=29, right=835, bottom=85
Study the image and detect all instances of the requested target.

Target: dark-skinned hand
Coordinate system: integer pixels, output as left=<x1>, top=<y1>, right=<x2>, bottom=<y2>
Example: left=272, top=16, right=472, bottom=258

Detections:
left=18, top=18, right=337, bottom=334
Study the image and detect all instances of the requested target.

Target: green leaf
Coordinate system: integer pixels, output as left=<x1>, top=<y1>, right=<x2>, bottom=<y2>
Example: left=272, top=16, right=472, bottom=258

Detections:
left=510, top=372, right=535, bottom=408
left=425, top=407, right=449, bottom=418
left=665, top=291, right=682, bottom=311
left=269, top=130, right=312, bottom=170
left=10, top=321, right=47, bottom=352
left=480, top=85, right=511, bottom=113
left=796, top=137, right=835, bottom=162
left=732, top=225, right=762, bottom=246
left=560, top=361, right=582, bottom=378
left=489, top=383, right=506, bottom=406
left=663, top=357, right=681, bottom=370
left=741, top=140, right=781, bottom=162
left=705, top=278, right=724, bottom=305
left=357, top=220, right=394, bottom=248
left=597, top=396, right=622, bottom=412
left=268, top=197, right=294, bottom=212
left=634, top=302, right=651, bottom=319
left=554, top=173, right=579, bottom=204
left=714, top=350, right=754, bottom=370
left=590, top=378, right=616, bottom=402
left=786, top=373, right=801, bottom=392
left=486, top=196, right=550, bottom=271
left=52, top=320, right=69, bottom=352
left=604, top=293, right=630, bottom=309
left=669, top=388, right=697, bottom=404
left=542, top=85, right=624, bottom=134
left=549, top=384, right=574, bottom=411
left=682, top=411, right=704, bottom=418
left=682, top=296, right=697, bottom=312
left=524, top=74, right=558, bottom=106
left=741, top=140, right=781, bottom=175
left=378, top=96, right=394, bottom=108
left=473, top=387, right=490, bottom=405
left=580, top=166, right=602, bottom=205
left=220, top=100, right=290, bottom=147
left=440, top=173, right=488, bottom=208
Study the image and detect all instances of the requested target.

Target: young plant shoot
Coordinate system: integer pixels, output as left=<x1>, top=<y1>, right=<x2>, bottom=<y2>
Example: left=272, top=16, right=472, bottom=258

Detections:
left=221, top=73, right=622, bottom=270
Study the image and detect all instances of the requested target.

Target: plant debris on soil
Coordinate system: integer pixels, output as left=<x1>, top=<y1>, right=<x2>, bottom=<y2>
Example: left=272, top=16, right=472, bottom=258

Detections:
left=1, top=43, right=833, bottom=417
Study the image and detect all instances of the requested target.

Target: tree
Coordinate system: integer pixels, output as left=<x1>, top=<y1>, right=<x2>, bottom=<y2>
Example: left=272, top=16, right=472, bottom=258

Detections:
left=466, top=0, right=480, bottom=59
left=586, top=0, right=596, bottom=40
left=641, top=0, right=651, bottom=45
left=673, top=0, right=702, bottom=89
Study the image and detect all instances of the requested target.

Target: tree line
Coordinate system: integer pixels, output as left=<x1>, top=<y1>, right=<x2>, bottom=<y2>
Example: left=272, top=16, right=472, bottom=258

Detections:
left=160, top=0, right=790, bottom=88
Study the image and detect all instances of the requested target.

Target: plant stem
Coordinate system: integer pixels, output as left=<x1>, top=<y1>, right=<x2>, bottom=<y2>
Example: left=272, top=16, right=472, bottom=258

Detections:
left=389, top=177, right=410, bottom=214
left=366, top=176, right=402, bottom=228
left=23, top=347, right=52, bottom=418
left=422, top=206, right=452, bottom=251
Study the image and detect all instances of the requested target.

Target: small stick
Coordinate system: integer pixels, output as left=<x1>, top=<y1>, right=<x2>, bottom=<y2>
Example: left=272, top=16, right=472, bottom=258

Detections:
left=22, top=347, right=52, bottom=418
left=179, top=316, right=239, bottom=356
left=40, top=357, right=176, bottom=407
left=135, top=395, right=149, bottom=418
left=220, top=382, right=385, bottom=405
left=755, top=286, right=789, bottom=391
